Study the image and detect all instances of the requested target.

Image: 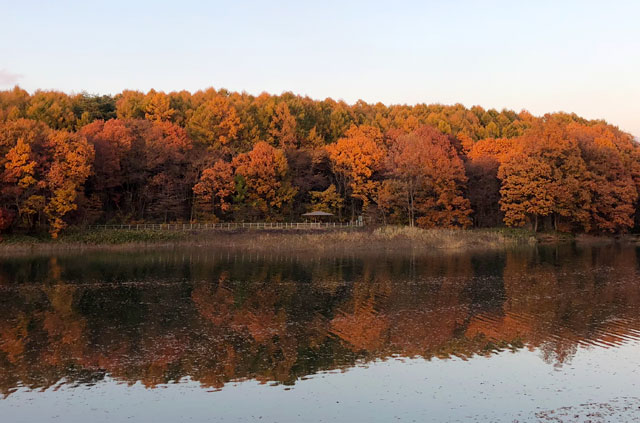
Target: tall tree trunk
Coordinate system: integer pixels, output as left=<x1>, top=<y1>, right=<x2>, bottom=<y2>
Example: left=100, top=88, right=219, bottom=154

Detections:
left=351, top=198, right=355, bottom=222
left=189, top=191, right=197, bottom=222
left=409, top=189, right=415, bottom=227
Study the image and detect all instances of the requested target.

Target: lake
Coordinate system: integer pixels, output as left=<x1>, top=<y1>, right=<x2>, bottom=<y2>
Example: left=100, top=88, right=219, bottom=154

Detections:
left=1, top=244, right=639, bottom=422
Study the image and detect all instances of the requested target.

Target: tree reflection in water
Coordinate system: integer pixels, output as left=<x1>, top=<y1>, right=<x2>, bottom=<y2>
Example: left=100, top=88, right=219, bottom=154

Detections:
left=1, top=244, right=640, bottom=397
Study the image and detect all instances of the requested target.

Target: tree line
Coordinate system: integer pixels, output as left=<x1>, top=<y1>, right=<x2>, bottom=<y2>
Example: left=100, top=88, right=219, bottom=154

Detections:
left=0, top=86, right=638, bottom=237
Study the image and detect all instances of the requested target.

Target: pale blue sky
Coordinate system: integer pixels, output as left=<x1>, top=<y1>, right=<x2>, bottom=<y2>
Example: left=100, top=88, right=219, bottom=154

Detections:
left=2, top=0, right=639, bottom=137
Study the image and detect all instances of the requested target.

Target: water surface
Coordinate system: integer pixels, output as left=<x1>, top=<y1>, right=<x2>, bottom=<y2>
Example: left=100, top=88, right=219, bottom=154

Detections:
left=1, top=245, right=639, bottom=422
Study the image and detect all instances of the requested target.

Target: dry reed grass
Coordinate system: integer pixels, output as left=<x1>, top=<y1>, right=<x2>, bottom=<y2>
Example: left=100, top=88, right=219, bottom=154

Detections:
left=0, top=225, right=535, bottom=257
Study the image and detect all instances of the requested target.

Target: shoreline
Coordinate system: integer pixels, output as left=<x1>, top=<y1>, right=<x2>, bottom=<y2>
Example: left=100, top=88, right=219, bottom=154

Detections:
left=0, top=226, right=636, bottom=257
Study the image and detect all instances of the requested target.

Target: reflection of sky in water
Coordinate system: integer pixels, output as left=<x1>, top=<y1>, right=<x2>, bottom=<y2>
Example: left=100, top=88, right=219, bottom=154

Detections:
left=3, top=343, right=639, bottom=422
left=1, top=245, right=640, bottom=421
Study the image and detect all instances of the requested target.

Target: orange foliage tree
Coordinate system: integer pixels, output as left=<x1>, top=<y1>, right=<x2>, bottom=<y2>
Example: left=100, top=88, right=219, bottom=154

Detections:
left=387, top=126, right=472, bottom=228
left=326, top=125, right=385, bottom=219
left=193, top=160, right=235, bottom=220
left=141, top=121, right=194, bottom=222
left=498, top=118, right=590, bottom=232
left=0, top=119, right=50, bottom=230
left=81, top=119, right=193, bottom=223
left=269, top=102, right=297, bottom=148
left=568, top=123, right=638, bottom=233
left=232, top=141, right=297, bottom=220
left=79, top=119, right=136, bottom=218
left=465, top=138, right=516, bottom=227
left=376, top=179, right=408, bottom=224
left=0, top=119, right=94, bottom=237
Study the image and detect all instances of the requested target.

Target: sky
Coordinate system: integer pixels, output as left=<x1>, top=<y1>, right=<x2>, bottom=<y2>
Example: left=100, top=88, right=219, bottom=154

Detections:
left=1, top=0, right=639, bottom=137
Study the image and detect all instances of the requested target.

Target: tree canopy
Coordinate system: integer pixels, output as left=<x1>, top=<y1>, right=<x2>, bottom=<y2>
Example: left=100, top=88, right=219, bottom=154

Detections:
left=1, top=86, right=639, bottom=236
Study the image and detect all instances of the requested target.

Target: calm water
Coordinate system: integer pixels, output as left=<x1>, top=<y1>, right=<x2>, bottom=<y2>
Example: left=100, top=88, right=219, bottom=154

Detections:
left=1, top=245, right=640, bottom=422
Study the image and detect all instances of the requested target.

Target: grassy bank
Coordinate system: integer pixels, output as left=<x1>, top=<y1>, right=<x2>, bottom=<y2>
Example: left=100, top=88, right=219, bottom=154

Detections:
left=0, top=225, right=537, bottom=256
left=1, top=229, right=187, bottom=245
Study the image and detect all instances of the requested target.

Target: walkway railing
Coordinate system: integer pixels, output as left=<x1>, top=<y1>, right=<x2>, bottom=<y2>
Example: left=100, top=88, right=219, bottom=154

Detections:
left=86, top=221, right=363, bottom=231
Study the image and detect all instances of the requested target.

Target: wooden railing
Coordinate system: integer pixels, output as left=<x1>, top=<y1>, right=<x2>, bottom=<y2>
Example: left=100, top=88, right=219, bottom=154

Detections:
left=86, top=221, right=363, bottom=231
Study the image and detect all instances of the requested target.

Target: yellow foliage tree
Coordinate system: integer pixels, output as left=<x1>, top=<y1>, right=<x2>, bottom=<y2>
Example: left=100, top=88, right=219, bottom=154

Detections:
left=43, top=131, right=94, bottom=237
left=309, top=184, right=343, bottom=214
left=187, top=97, right=242, bottom=148
left=144, top=90, right=175, bottom=122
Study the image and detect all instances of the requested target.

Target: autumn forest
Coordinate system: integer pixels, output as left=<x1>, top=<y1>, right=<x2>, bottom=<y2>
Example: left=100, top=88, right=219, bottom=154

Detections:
left=0, top=86, right=638, bottom=238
